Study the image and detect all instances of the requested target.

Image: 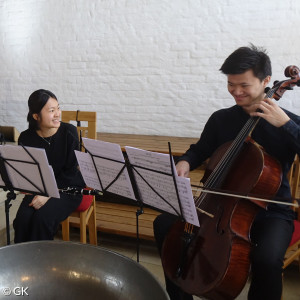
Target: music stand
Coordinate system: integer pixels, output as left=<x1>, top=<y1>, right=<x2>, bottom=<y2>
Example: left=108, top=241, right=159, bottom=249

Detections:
left=126, top=143, right=183, bottom=214
left=0, top=144, right=59, bottom=245
left=77, top=138, right=198, bottom=262
left=125, top=149, right=184, bottom=262
left=126, top=145, right=186, bottom=262
left=76, top=143, right=145, bottom=261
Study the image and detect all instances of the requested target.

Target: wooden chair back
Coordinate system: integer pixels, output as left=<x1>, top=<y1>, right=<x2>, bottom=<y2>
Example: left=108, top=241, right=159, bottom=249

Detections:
left=61, top=111, right=97, bottom=150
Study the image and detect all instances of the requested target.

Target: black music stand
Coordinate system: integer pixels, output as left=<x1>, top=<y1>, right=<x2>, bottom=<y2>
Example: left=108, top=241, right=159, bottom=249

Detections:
left=126, top=146, right=186, bottom=262
left=127, top=147, right=186, bottom=262
left=80, top=141, right=187, bottom=262
left=82, top=147, right=146, bottom=261
left=127, top=142, right=184, bottom=217
left=0, top=144, right=59, bottom=245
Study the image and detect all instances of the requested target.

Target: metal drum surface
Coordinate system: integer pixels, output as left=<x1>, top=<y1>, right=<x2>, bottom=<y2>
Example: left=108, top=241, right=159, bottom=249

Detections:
left=0, top=241, right=169, bottom=300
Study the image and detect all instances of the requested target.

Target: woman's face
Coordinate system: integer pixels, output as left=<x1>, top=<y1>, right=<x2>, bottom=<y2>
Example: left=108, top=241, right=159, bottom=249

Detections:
left=34, top=97, right=61, bottom=131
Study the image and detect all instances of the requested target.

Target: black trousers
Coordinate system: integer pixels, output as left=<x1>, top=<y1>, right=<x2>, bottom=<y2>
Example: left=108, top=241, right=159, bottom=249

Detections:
left=13, top=193, right=82, bottom=243
left=153, top=213, right=294, bottom=300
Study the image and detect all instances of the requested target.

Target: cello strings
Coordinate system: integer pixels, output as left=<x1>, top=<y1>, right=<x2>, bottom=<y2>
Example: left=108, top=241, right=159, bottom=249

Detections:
left=204, top=89, right=276, bottom=191
left=201, top=120, right=253, bottom=190
left=204, top=118, right=255, bottom=187
left=201, top=88, right=275, bottom=193
left=194, top=117, right=256, bottom=208
left=194, top=87, right=276, bottom=210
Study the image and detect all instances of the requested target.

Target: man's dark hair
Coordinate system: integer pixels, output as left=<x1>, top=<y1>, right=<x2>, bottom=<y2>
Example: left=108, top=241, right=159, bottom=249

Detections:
left=220, top=44, right=272, bottom=81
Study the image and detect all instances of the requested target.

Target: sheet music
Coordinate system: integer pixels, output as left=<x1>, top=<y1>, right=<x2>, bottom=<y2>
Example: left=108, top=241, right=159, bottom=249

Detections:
left=76, top=138, right=136, bottom=200
left=125, top=146, right=199, bottom=227
left=75, top=151, right=101, bottom=190
left=176, top=176, right=199, bottom=227
left=0, top=145, right=59, bottom=198
left=82, top=138, right=124, bottom=161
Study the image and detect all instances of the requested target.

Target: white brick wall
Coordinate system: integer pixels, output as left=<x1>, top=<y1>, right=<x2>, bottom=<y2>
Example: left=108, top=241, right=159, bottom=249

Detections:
left=0, top=0, right=300, bottom=138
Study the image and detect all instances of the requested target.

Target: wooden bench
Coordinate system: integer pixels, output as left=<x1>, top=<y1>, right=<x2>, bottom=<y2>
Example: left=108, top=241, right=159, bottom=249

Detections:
left=95, top=201, right=160, bottom=240
left=97, top=132, right=198, bottom=157
left=91, top=133, right=201, bottom=240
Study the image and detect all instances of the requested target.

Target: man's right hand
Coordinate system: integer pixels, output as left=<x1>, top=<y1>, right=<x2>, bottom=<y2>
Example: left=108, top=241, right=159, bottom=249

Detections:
left=176, top=160, right=190, bottom=177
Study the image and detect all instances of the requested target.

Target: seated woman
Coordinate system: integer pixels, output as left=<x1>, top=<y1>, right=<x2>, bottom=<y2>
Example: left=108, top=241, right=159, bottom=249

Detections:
left=13, top=89, right=85, bottom=243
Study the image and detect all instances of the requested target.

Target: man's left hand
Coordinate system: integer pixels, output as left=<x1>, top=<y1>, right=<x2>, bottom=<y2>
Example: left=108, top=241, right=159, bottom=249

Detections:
left=249, top=98, right=290, bottom=127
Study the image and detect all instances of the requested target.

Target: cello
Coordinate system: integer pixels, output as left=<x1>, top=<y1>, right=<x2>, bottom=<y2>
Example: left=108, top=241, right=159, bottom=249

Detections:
left=161, top=65, right=300, bottom=299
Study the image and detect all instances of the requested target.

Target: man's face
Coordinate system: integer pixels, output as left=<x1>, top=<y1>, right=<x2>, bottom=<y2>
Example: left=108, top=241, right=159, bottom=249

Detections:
left=227, top=69, right=270, bottom=108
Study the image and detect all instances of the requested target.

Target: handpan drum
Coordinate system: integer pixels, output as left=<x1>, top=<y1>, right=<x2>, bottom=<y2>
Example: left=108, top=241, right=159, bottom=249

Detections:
left=0, top=241, right=169, bottom=299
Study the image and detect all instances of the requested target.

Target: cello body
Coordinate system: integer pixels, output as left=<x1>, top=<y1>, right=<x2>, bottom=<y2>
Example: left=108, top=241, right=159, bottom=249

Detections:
left=161, top=139, right=282, bottom=299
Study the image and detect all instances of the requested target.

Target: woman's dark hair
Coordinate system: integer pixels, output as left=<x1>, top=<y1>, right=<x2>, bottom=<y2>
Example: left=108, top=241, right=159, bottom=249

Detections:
left=220, top=44, right=272, bottom=81
left=27, top=89, right=58, bottom=130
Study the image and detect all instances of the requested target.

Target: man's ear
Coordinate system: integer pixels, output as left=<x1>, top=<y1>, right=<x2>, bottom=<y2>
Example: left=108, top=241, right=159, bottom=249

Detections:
left=263, top=75, right=271, bottom=87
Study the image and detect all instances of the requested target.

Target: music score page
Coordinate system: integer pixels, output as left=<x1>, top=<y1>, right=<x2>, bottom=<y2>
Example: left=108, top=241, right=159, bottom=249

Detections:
left=125, top=146, right=199, bottom=227
left=75, top=138, right=136, bottom=200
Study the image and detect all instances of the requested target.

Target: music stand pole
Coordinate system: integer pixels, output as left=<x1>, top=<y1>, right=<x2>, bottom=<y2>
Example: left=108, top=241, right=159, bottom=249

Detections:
left=4, top=190, right=16, bottom=245
left=168, top=142, right=185, bottom=220
left=125, top=157, right=144, bottom=263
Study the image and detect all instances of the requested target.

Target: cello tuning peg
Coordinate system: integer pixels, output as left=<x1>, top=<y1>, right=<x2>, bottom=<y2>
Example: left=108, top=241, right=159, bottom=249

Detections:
left=284, top=86, right=293, bottom=90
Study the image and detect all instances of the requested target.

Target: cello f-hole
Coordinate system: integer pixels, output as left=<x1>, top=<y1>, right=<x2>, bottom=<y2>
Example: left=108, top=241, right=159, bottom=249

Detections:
left=216, top=205, right=225, bottom=235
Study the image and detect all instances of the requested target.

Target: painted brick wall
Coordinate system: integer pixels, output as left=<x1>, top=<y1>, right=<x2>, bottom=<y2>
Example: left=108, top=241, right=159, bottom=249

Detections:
left=0, top=0, right=300, bottom=138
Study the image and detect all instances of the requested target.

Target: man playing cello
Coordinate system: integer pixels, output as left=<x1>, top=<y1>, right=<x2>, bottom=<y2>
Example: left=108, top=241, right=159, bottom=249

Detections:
left=154, top=45, right=300, bottom=300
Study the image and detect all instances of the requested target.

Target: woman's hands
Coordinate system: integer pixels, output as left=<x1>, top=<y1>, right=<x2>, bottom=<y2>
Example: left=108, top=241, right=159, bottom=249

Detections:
left=29, top=195, right=50, bottom=210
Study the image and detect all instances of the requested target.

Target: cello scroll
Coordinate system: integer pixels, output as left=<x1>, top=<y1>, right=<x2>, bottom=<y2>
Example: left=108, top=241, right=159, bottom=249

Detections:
left=267, top=65, right=300, bottom=100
